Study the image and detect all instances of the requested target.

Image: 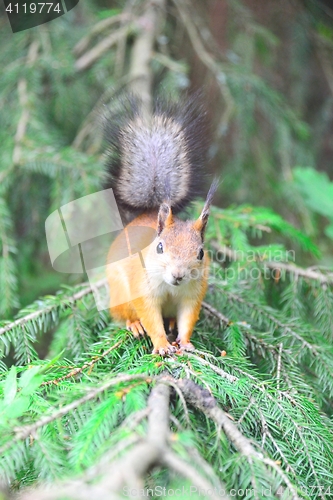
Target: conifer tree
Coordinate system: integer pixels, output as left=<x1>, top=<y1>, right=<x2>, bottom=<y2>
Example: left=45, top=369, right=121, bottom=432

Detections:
left=1, top=1, right=333, bottom=499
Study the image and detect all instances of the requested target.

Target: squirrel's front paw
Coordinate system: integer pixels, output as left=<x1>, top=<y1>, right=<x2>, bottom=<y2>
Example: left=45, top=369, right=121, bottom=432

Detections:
left=177, top=340, right=195, bottom=352
left=126, top=320, right=145, bottom=338
left=152, top=341, right=177, bottom=356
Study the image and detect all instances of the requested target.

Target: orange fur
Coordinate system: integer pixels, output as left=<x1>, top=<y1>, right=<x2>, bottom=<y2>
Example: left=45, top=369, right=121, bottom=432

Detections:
left=107, top=210, right=210, bottom=355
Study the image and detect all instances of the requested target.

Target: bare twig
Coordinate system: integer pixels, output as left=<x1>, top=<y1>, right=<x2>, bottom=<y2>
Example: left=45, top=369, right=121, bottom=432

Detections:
left=114, top=2, right=139, bottom=78
left=313, top=32, right=333, bottom=97
left=73, top=13, right=131, bottom=56
left=75, top=25, right=132, bottom=72
left=276, top=342, right=283, bottom=393
left=159, top=377, right=191, bottom=425
left=172, top=0, right=234, bottom=129
left=147, top=381, right=170, bottom=447
left=71, top=75, right=135, bottom=150
left=162, top=450, right=228, bottom=500
left=152, top=51, right=186, bottom=73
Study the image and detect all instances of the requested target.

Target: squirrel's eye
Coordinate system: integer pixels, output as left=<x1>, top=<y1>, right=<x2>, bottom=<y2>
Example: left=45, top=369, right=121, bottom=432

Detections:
left=156, top=242, right=164, bottom=254
left=197, top=248, right=204, bottom=260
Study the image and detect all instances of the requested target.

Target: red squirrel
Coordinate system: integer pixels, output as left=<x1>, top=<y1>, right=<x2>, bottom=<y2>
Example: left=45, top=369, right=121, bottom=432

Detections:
left=105, top=96, right=217, bottom=355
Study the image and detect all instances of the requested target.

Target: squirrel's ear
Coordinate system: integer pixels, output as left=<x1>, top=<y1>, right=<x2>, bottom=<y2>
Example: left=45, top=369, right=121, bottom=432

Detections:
left=157, top=203, right=174, bottom=236
left=193, top=179, right=219, bottom=239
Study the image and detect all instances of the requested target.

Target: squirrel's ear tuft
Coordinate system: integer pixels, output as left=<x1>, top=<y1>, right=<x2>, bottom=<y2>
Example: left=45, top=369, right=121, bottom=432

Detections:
left=157, top=203, right=174, bottom=236
left=193, top=179, right=219, bottom=239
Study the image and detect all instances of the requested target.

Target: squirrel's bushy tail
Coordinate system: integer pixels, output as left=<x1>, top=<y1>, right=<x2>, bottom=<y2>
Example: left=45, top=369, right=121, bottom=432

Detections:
left=104, top=94, right=208, bottom=214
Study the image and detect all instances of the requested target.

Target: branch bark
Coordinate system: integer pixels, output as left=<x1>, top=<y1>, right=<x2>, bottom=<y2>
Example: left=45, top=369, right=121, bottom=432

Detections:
left=128, top=0, right=166, bottom=115
left=176, top=378, right=301, bottom=500
left=75, top=25, right=132, bottom=72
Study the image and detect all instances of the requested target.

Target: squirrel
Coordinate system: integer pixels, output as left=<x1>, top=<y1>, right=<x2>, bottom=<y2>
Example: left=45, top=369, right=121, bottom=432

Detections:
left=105, top=95, right=217, bottom=356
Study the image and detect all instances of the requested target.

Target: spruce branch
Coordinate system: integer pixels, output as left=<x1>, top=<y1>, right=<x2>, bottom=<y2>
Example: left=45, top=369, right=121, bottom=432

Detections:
left=0, top=374, right=151, bottom=456
left=177, top=378, right=257, bottom=457
left=101, top=379, right=229, bottom=498
left=15, top=380, right=230, bottom=500
left=211, top=242, right=333, bottom=285
left=185, top=349, right=333, bottom=488
left=202, top=301, right=229, bottom=326
left=186, top=352, right=238, bottom=384
left=103, top=382, right=170, bottom=491
left=0, top=280, right=107, bottom=337
left=162, top=450, right=227, bottom=498
left=176, top=378, right=302, bottom=500
left=257, top=406, right=297, bottom=478
left=221, top=288, right=333, bottom=391
left=223, top=290, right=316, bottom=352
left=41, top=339, right=124, bottom=386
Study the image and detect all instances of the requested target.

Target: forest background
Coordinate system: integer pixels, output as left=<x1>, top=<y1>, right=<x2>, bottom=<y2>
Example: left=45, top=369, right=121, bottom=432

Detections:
left=1, top=1, right=333, bottom=499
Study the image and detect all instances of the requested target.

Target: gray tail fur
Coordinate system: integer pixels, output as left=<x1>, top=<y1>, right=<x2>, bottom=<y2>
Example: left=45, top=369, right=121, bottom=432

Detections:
left=103, top=93, right=209, bottom=215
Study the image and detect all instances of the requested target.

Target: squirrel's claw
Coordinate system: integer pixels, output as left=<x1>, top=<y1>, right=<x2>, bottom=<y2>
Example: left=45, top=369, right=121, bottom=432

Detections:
left=152, top=342, right=177, bottom=356
left=177, top=340, right=195, bottom=352
left=126, top=320, right=145, bottom=338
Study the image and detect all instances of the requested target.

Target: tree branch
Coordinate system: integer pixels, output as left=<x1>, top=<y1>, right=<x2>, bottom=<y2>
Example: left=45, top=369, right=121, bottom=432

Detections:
left=75, top=25, right=132, bottom=72
left=177, top=378, right=257, bottom=457
left=176, top=378, right=302, bottom=500
left=211, top=242, right=333, bottom=285
left=186, top=352, right=238, bottom=384
left=172, top=0, right=234, bottom=129
left=73, top=13, right=131, bottom=57
left=12, top=41, right=39, bottom=166
left=162, top=450, right=229, bottom=500
left=0, top=279, right=108, bottom=337
left=0, top=374, right=151, bottom=456
left=41, top=339, right=124, bottom=386
left=128, top=0, right=166, bottom=114
left=202, top=301, right=229, bottom=326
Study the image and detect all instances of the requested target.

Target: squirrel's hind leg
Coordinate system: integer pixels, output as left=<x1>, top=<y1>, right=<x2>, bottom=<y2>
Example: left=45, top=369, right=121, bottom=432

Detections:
left=176, top=300, right=201, bottom=352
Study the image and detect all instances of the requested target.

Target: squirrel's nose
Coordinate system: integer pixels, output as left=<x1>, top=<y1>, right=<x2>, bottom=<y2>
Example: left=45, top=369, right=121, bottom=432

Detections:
left=172, top=272, right=185, bottom=283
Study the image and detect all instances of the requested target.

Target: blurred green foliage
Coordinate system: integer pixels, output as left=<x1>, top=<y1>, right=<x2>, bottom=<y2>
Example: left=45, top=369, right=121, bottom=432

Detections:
left=293, top=167, right=333, bottom=240
left=0, top=0, right=332, bottom=315
left=1, top=1, right=333, bottom=497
